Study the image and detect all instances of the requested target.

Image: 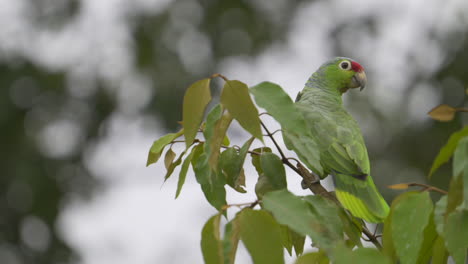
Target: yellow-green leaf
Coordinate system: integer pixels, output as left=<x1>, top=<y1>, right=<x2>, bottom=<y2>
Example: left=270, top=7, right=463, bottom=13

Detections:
left=146, top=129, right=183, bottom=166
left=164, top=149, right=176, bottom=170
left=183, top=78, right=212, bottom=148
left=428, top=104, right=456, bottom=122
left=175, top=144, right=201, bottom=198
left=221, top=80, right=263, bottom=141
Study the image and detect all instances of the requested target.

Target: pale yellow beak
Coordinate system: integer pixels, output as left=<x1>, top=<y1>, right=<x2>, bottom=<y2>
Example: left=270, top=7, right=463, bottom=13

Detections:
left=350, top=71, right=367, bottom=91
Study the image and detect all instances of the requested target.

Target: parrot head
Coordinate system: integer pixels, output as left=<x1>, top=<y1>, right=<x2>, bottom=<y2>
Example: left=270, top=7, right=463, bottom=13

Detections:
left=316, top=57, right=367, bottom=94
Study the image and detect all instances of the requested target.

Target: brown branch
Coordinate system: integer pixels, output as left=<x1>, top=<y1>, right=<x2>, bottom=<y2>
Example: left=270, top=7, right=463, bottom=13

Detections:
left=210, top=73, right=229, bottom=82
left=222, top=201, right=259, bottom=210
left=260, top=120, right=383, bottom=249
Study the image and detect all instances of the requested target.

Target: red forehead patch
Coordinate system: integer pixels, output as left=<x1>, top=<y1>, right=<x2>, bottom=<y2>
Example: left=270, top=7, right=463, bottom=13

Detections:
left=351, top=61, right=364, bottom=72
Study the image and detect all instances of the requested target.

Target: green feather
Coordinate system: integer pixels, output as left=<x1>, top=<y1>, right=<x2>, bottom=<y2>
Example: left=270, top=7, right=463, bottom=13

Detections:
left=286, top=57, right=389, bottom=223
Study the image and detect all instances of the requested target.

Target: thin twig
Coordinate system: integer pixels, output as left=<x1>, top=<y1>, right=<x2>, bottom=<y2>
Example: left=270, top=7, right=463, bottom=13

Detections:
left=210, top=73, right=229, bottom=82
left=390, top=182, right=448, bottom=195
left=222, top=201, right=259, bottom=210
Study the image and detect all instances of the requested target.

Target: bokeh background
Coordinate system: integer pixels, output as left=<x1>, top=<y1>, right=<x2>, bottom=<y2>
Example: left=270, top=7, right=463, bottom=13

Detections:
left=1, top=0, right=468, bottom=263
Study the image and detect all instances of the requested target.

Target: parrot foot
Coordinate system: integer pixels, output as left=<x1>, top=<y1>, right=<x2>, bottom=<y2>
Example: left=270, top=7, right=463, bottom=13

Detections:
left=301, top=177, right=320, bottom=189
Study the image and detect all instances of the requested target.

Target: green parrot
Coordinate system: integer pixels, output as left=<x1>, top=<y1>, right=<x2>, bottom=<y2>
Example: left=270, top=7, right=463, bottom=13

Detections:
left=287, top=57, right=389, bottom=223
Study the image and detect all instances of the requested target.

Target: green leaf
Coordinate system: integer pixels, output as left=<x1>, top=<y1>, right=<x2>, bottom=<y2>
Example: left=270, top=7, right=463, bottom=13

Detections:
left=382, top=202, right=396, bottom=262
left=164, top=150, right=185, bottom=181
left=201, top=214, right=223, bottom=264
left=303, top=195, right=344, bottom=241
left=433, top=195, right=447, bottom=235
left=291, top=230, right=305, bottom=256
left=251, top=147, right=272, bottom=175
left=183, top=78, right=212, bottom=148
left=175, top=144, right=200, bottom=198
left=391, top=191, right=434, bottom=264
left=262, top=190, right=344, bottom=251
left=221, top=80, right=263, bottom=141
left=208, top=112, right=233, bottom=170
left=218, top=138, right=254, bottom=193
left=333, top=246, right=392, bottom=264
left=250, top=82, right=323, bottom=175
left=237, top=209, right=284, bottom=264
left=146, top=130, right=183, bottom=166
left=429, top=126, right=468, bottom=177
left=193, top=105, right=227, bottom=210
left=444, top=210, right=468, bottom=264
left=453, top=136, right=468, bottom=205
left=416, top=212, right=437, bottom=264
left=194, top=153, right=226, bottom=210
left=164, top=148, right=176, bottom=170
left=294, top=251, right=329, bottom=264
left=432, top=236, right=448, bottom=264
left=223, top=219, right=240, bottom=264
left=446, top=175, right=464, bottom=216
left=338, top=210, right=363, bottom=248
left=280, top=225, right=293, bottom=256
left=260, top=153, right=287, bottom=189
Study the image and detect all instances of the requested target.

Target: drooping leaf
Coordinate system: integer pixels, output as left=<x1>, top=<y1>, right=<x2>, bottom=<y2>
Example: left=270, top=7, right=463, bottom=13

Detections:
left=194, top=105, right=227, bottom=210
left=333, top=246, right=392, bottom=264
left=294, top=251, right=329, bottom=264
left=262, top=190, right=344, bottom=251
left=223, top=219, right=240, bottom=264
left=218, top=138, right=254, bottom=193
left=175, top=144, right=201, bottom=198
left=146, top=130, right=183, bottom=166
left=260, top=153, right=287, bottom=190
left=164, top=150, right=185, bottom=181
left=303, top=195, right=344, bottom=241
left=453, top=136, right=468, bottom=205
left=183, top=78, right=212, bottom=148
left=209, top=112, right=233, bottom=170
left=391, top=192, right=434, bottom=264
left=194, top=153, right=227, bottom=211
left=428, top=104, right=456, bottom=122
left=429, top=125, right=468, bottom=177
left=164, top=148, right=176, bottom=170
left=444, top=210, right=468, bottom=264
left=250, top=81, right=323, bottom=175
left=237, top=209, right=284, bottom=264
left=221, top=80, right=263, bottom=141
left=201, top=214, right=223, bottom=264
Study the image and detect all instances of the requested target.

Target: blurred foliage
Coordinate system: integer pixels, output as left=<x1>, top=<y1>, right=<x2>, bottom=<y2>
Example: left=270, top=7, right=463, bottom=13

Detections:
left=1, top=0, right=468, bottom=263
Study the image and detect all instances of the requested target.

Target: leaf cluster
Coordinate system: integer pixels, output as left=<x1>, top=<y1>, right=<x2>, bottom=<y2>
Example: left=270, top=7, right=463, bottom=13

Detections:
left=147, top=75, right=468, bottom=264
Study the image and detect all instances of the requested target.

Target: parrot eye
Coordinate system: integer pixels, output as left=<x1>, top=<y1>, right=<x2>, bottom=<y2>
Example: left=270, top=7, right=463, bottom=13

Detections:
left=339, top=61, right=351, bottom=70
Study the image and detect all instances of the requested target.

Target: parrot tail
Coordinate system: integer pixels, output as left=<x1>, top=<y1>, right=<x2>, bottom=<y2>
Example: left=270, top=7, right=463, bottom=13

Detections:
left=333, top=173, right=390, bottom=223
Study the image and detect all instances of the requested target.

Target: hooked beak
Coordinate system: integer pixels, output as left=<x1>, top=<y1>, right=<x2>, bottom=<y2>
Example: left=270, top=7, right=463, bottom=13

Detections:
left=350, top=71, right=367, bottom=91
